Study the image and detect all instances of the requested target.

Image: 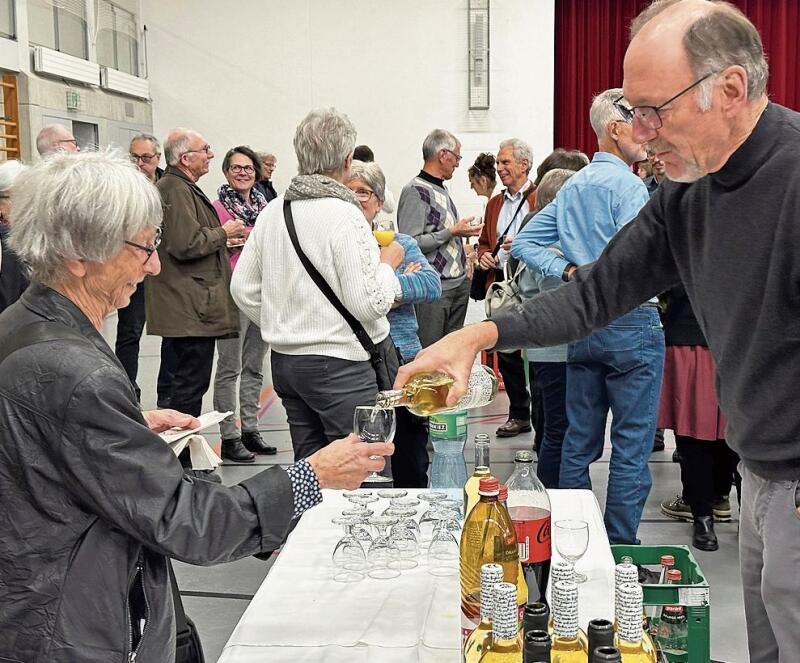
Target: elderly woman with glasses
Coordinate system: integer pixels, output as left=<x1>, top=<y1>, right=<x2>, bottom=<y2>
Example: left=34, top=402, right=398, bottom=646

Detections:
left=212, top=146, right=275, bottom=460
left=0, top=150, right=392, bottom=661
left=232, top=108, right=405, bottom=463
left=347, top=160, right=441, bottom=486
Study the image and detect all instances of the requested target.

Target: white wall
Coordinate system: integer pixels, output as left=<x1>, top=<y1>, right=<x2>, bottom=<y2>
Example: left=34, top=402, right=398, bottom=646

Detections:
left=142, top=0, right=555, bottom=217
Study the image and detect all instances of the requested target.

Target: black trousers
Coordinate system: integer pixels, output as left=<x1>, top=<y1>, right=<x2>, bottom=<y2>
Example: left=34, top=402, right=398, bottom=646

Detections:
left=160, top=337, right=216, bottom=417
left=115, top=282, right=146, bottom=400
left=497, top=350, right=531, bottom=421
left=157, top=339, right=179, bottom=409
left=676, top=435, right=741, bottom=517
left=391, top=407, right=430, bottom=488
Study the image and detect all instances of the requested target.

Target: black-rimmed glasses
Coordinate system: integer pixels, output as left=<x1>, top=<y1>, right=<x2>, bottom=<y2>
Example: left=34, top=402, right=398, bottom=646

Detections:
left=124, top=226, right=162, bottom=263
left=229, top=164, right=255, bottom=174
left=442, top=148, right=463, bottom=163
left=353, top=188, right=375, bottom=202
left=131, top=153, right=158, bottom=163
left=614, top=73, right=715, bottom=131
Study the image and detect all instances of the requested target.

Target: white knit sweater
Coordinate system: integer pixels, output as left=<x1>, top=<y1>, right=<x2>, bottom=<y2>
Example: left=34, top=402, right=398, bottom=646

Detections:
left=231, top=195, right=398, bottom=362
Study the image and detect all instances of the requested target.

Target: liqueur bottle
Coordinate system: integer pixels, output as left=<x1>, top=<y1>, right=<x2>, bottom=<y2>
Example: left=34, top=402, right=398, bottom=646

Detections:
left=655, top=570, right=687, bottom=655
left=460, top=478, right=521, bottom=646
left=505, top=450, right=551, bottom=604
left=465, top=563, right=504, bottom=663
left=615, top=583, right=658, bottom=662
left=464, top=434, right=492, bottom=518
left=478, top=583, right=523, bottom=662
left=550, top=580, right=588, bottom=662
left=375, top=364, right=498, bottom=416
left=498, top=484, right=529, bottom=615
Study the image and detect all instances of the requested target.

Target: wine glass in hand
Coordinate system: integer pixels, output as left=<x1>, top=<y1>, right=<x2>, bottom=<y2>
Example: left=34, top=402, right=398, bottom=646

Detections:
left=353, top=406, right=395, bottom=484
left=554, top=519, right=590, bottom=583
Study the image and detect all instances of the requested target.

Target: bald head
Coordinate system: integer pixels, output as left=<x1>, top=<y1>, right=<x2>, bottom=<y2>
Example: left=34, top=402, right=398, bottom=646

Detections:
left=36, top=124, right=79, bottom=156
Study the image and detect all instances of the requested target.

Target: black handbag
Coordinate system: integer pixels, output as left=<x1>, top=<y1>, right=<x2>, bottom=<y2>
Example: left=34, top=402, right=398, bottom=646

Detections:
left=170, top=563, right=206, bottom=663
left=283, top=200, right=399, bottom=390
left=469, top=192, right=531, bottom=301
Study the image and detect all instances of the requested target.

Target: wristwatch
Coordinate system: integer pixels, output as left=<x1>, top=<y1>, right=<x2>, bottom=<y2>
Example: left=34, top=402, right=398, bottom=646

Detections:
left=562, top=263, right=576, bottom=282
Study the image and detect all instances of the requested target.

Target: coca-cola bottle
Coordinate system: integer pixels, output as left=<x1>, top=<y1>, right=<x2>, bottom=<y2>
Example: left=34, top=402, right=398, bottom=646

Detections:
left=506, top=450, right=551, bottom=603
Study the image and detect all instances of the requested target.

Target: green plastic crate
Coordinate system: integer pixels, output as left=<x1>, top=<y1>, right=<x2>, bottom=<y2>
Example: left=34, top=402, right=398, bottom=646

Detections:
left=612, top=545, right=710, bottom=663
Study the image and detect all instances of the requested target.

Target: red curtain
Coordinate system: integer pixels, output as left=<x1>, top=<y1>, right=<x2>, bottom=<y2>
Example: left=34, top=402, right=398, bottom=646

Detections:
left=553, top=0, right=800, bottom=156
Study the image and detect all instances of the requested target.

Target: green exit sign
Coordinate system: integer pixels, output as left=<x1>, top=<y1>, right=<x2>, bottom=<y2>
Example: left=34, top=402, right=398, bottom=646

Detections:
left=66, top=89, right=81, bottom=111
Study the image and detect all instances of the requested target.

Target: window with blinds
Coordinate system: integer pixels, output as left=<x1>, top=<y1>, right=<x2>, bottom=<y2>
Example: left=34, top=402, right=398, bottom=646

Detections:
left=96, top=0, right=139, bottom=76
left=28, top=0, right=88, bottom=60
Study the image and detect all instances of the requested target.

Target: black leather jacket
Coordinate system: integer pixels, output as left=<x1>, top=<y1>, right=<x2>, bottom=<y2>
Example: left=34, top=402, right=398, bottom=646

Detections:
left=0, top=284, right=295, bottom=662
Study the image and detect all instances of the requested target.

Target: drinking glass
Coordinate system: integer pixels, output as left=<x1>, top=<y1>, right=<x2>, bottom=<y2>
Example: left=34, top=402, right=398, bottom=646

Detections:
left=354, top=406, right=395, bottom=484
left=331, top=516, right=366, bottom=583
left=427, top=515, right=459, bottom=576
left=377, top=489, right=408, bottom=500
left=554, top=519, right=590, bottom=583
left=367, top=516, right=402, bottom=579
left=385, top=507, right=419, bottom=569
left=373, top=217, right=396, bottom=247
left=342, top=508, right=374, bottom=546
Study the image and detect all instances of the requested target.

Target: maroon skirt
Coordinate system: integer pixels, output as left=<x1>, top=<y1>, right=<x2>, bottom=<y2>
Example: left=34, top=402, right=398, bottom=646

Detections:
left=657, top=345, right=726, bottom=441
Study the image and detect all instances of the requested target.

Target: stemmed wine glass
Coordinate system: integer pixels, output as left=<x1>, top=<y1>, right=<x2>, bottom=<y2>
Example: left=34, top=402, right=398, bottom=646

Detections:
left=554, top=519, right=590, bottom=583
left=331, top=516, right=367, bottom=583
left=353, top=406, right=395, bottom=484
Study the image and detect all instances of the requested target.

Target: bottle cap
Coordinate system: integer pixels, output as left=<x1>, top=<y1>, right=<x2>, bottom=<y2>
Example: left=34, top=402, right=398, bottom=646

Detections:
left=498, top=484, right=508, bottom=501
left=620, top=555, right=634, bottom=565
left=475, top=433, right=490, bottom=443
left=592, top=646, right=622, bottom=662
left=523, top=603, right=550, bottom=632
left=587, top=618, right=615, bottom=651
left=514, top=450, right=534, bottom=463
left=479, top=477, right=500, bottom=495
left=667, top=569, right=683, bottom=583
left=523, top=629, right=551, bottom=659
left=660, top=554, right=675, bottom=567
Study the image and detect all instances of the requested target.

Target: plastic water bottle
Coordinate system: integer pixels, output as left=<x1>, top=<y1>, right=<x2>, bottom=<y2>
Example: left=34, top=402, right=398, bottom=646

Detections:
left=429, top=409, right=467, bottom=498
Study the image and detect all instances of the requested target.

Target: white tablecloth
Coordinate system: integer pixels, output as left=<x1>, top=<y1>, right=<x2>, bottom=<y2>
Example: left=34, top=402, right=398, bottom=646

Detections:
left=218, top=489, right=615, bottom=663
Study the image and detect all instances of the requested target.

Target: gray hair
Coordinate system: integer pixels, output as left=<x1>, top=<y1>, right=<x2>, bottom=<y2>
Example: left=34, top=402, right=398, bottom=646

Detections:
left=533, top=168, right=576, bottom=213
left=293, top=108, right=357, bottom=176
left=8, top=149, right=162, bottom=284
left=347, top=160, right=386, bottom=202
left=499, top=138, right=534, bottom=174
left=631, top=1, right=769, bottom=109
left=422, top=129, right=459, bottom=161
left=130, top=132, right=161, bottom=154
left=36, top=124, right=71, bottom=156
left=0, top=160, right=26, bottom=192
left=257, top=152, right=276, bottom=163
left=590, top=88, right=629, bottom=138
left=163, top=128, right=194, bottom=167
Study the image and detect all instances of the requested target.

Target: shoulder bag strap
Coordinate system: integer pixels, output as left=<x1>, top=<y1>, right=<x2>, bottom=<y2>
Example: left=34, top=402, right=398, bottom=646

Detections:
left=494, top=189, right=534, bottom=255
left=282, top=200, right=380, bottom=359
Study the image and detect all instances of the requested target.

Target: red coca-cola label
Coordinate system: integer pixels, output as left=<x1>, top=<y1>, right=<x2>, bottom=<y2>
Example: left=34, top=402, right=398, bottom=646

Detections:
left=511, top=515, right=551, bottom=563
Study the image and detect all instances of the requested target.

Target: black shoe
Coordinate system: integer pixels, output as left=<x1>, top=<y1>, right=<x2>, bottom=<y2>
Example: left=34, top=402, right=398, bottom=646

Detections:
left=652, top=428, right=665, bottom=452
left=496, top=419, right=532, bottom=438
left=185, top=468, right=222, bottom=484
left=221, top=437, right=256, bottom=463
left=692, top=516, right=719, bottom=551
left=241, top=430, right=277, bottom=455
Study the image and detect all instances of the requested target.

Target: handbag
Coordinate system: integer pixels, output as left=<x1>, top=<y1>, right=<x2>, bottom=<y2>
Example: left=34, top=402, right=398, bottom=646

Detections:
left=469, top=192, right=531, bottom=301
left=283, top=200, right=399, bottom=390
left=485, top=261, right=527, bottom=318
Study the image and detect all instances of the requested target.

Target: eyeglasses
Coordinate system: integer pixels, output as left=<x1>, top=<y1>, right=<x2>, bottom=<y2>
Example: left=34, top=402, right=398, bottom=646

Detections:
left=442, top=148, right=463, bottom=163
left=353, top=188, right=375, bottom=202
left=130, top=153, right=158, bottom=163
left=58, top=138, right=79, bottom=147
left=181, top=144, right=212, bottom=157
left=229, top=164, right=255, bottom=174
left=613, top=73, right=715, bottom=131
left=124, top=226, right=162, bottom=264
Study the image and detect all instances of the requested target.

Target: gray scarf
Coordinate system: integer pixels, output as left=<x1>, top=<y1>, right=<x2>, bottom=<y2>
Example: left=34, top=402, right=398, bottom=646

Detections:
left=284, top=174, right=360, bottom=208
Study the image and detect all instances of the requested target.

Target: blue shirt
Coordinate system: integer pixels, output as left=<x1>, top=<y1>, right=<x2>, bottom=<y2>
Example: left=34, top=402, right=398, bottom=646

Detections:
left=511, top=152, right=650, bottom=279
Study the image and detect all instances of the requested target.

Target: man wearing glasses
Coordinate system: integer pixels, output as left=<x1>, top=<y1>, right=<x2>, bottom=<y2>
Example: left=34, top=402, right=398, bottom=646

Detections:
left=397, top=129, right=482, bottom=348
left=510, top=88, right=663, bottom=547
left=35, top=124, right=80, bottom=156
left=398, top=1, right=797, bottom=659
left=145, top=128, right=247, bottom=477
left=114, top=133, right=166, bottom=402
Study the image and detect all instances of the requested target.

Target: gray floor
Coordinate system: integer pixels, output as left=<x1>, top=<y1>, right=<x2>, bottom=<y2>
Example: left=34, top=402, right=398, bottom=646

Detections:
left=130, top=330, right=748, bottom=663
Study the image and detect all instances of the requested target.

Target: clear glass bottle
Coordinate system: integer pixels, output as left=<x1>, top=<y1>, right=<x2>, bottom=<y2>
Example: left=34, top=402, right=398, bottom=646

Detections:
left=655, top=570, right=687, bottom=655
left=464, top=433, right=492, bottom=518
left=375, top=364, right=498, bottom=416
left=615, top=583, right=658, bottom=662
left=506, top=450, right=551, bottom=604
left=460, top=478, right=520, bottom=646
left=477, top=583, right=522, bottom=662
left=647, top=555, right=675, bottom=632
left=550, top=580, right=589, bottom=662
left=465, top=563, right=504, bottom=663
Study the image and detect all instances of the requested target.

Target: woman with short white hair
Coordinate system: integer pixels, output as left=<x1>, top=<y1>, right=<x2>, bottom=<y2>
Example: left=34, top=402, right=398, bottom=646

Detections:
left=0, top=149, right=392, bottom=660
left=0, top=160, right=29, bottom=312
left=232, top=108, right=406, bottom=462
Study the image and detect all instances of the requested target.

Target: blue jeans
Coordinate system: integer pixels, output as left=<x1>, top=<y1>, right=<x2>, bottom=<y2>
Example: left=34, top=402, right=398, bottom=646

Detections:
left=530, top=361, right=568, bottom=489
left=559, top=306, right=665, bottom=544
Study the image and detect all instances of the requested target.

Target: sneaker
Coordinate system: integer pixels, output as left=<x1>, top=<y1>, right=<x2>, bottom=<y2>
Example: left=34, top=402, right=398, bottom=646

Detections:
left=661, top=495, right=693, bottom=522
left=713, top=496, right=732, bottom=522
